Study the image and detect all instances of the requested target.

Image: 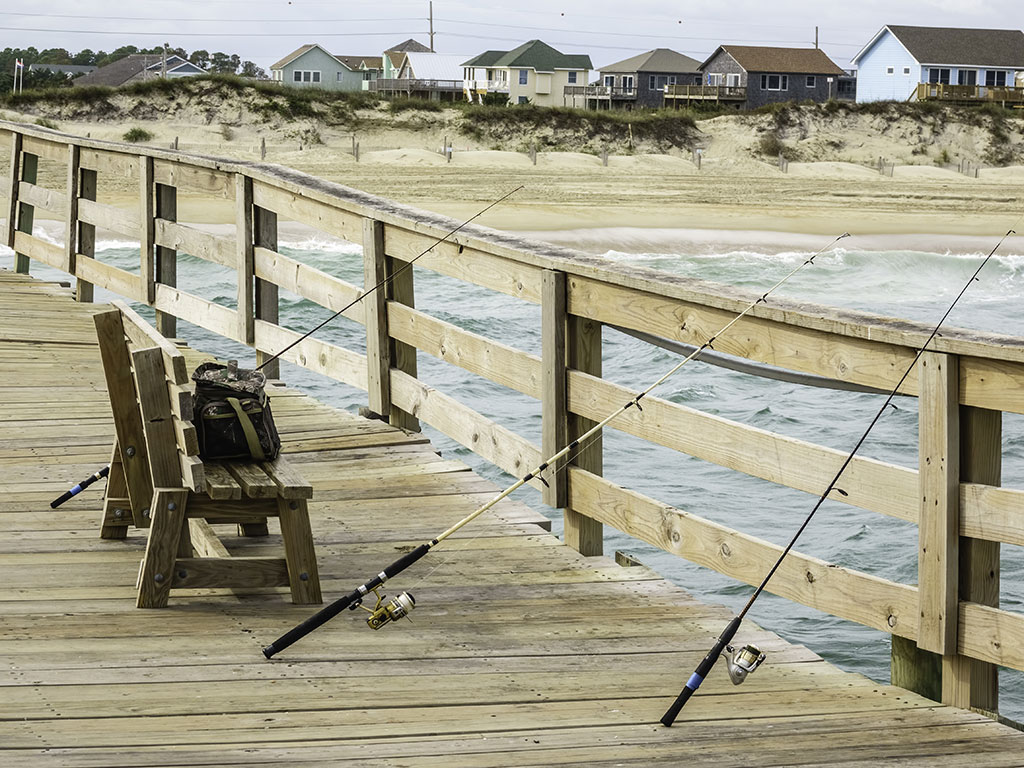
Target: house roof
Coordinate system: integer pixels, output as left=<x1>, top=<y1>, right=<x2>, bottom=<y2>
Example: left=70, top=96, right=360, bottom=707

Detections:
left=27, top=63, right=96, bottom=75
left=271, top=44, right=320, bottom=71
left=462, top=40, right=592, bottom=72
left=402, top=52, right=467, bottom=80
left=701, top=45, right=845, bottom=75
left=599, top=48, right=701, bottom=74
left=386, top=39, right=432, bottom=54
left=335, top=55, right=376, bottom=71
left=72, top=54, right=172, bottom=87
left=863, top=25, right=1024, bottom=67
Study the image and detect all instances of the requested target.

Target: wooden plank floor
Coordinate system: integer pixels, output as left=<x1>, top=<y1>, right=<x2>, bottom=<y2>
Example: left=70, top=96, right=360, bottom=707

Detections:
left=2, top=269, right=1023, bottom=767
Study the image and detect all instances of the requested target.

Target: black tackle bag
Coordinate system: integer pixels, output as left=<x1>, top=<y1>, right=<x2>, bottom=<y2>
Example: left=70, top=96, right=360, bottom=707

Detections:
left=191, top=361, right=281, bottom=461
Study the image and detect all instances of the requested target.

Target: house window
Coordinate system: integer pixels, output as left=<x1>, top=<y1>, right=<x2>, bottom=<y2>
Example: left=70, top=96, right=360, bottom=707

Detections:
left=958, top=69, right=977, bottom=86
left=293, top=70, right=320, bottom=83
left=604, top=75, right=615, bottom=87
left=726, top=73, right=740, bottom=86
left=805, top=76, right=816, bottom=88
left=518, top=69, right=528, bottom=85
left=760, top=74, right=789, bottom=91
left=623, top=75, right=634, bottom=90
left=986, top=70, right=1008, bottom=87
left=903, top=66, right=911, bottom=75
left=337, top=72, right=344, bottom=81
left=649, top=75, right=675, bottom=91
left=707, top=73, right=722, bottom=86
left=928, top=68, right=950, bottom=84
left=293, top=71, right=302, bottom=82
left=517, top=95, right=529, bottom=104
left=886, top=66, right=894, bottom=75
left=568, top=71, right=577, bottom=84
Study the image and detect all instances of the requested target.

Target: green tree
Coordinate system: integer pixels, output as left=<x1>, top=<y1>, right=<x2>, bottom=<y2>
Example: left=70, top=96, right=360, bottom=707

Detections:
left=190, top=49, right=210, bottom=69
left=239, top=60, right=266, bottom=79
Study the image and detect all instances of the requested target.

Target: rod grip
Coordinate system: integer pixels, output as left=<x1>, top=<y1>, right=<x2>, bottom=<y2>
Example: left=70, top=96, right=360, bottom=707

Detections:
left=660, top=615, right=741, bottom=727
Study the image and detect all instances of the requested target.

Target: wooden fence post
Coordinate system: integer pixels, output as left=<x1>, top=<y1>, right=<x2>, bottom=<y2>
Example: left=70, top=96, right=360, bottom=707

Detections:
left=235, top=174, right=255, bottom=345
left=254, top=205, right=280, bottom=379
left=75, top=166, right=97, bottom=303
left=388, top=253, right=418, bottom=432
left=140, top=156, right=155, bottom=303
left=958, top=404, right=1001, bottom=711
left=916, top=351, right=965, bottom=705
left=4, top=132, right=21, bottom=255
left=13, top=144, right=38, bottom=275
left=364, top=218, right=391, bottom=420
left=64, top=145, right=80, bottom=277
left=565, top=311, right=603, bottom=557
left=541, top=269, right=568, bottom=509
left=154, top=182, right=178, bottom=337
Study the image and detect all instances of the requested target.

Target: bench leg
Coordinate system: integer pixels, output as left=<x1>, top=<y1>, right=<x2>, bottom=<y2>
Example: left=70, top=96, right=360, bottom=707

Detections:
left=277, top=497, right=322, bottom=605
left=137, top=489, right=189, bottom=608
left=238, top=520, right=269, bottom=537
left=100, top=445, right=131, bottom=540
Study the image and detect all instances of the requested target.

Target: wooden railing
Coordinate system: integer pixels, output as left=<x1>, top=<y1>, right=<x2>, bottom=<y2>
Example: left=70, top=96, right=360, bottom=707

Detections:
left=367, top=78, right=464, bottom=93
left=3, top=121, right=1024, bottom=716
left=917, top=82, right=1024, bottom=104
left=664, top=84, right=747, bottom=101
left=563, top=85, right=637, bottom=99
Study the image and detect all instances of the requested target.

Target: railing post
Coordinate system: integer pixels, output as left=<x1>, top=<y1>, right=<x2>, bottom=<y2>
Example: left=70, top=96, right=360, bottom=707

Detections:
left=11, top=139, right=37, bottom=275
left=254, top=205, right=280, bottom=379
left=565, top=308, right=603, bottom=557
left=235, top=173, right=255, bottom=345
left=958, top=404, right=1001, bottom=712
left=154, top=182, right=177, bottom=337
left=364, top=218, right=391, bottom=420
left=140, top=156, right=155, bottom=304
left=541, top=269, right=568, bottom=510
left=4, top=132, right=21, bottom=255
left=387, top=252, right=419, bottom=433
left=64, top=145, right=80, bottom=277
left=916, top=351, right=964, bottom=705
left=74, top=166, right=96, bottom=303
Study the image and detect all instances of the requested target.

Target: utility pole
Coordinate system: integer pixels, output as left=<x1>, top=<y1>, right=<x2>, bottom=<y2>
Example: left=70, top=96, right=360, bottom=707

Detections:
left=815, top=26, right=819, bottom=49
left=161, top=43, right=168, bottom=79
left=429, top=1, right=435, bottom=52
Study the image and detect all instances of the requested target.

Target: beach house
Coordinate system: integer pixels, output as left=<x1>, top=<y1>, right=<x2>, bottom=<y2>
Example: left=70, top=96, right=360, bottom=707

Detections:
left=73, top=54, right=206, bottom=87
left=850, top=25, right=1024, bottom=104
left=369, top=51, right=466, bottom=101
left=586, top=49, right=702, bottom=109
left=673, top=46, right=846, bottom=109
left=462, top=40, right=592, bottom=107
left=270, top=44, right=377, bottom=91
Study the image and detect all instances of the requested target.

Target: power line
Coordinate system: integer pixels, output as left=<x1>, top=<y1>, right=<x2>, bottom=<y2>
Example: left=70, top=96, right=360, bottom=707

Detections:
left=0, top=12, right=423, bottom=23
left=0, top=26, right=426, bottom=38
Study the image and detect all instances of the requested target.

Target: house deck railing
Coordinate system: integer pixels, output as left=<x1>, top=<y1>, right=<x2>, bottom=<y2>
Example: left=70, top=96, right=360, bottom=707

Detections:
left=664, top=84, right=747, bottom=101
left=563, top=85, right=637, bottom=99
left=916, top=82, right=1024, bottom=104
left=367, top=78, right=463, bottom=93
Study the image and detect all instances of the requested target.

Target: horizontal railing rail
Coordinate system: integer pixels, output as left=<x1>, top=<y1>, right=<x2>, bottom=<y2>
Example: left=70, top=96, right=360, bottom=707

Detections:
left=2, top=120, right=1022, bottom=715
left=665, top=84, right=748, bottom=100
left=917, top=82, right=1024, bottom=103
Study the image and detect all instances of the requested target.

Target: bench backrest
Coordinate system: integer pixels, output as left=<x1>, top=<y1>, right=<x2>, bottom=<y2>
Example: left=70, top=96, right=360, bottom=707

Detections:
left=94, top=301, right=204, bottom=514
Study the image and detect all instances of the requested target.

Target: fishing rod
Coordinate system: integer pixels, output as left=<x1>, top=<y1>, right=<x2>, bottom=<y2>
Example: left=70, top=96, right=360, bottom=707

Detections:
left=50, top=465, right=110, bottom=509
left=261, top=231, right=852, bottom=659
left=659, top=226, right=1018, bottom=728
left=52, top=187, right=524, bottom=507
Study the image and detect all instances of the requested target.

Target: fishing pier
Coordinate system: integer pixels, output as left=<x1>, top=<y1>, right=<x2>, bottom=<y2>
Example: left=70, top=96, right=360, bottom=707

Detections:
left=2, top=122, right=1024, bottom=765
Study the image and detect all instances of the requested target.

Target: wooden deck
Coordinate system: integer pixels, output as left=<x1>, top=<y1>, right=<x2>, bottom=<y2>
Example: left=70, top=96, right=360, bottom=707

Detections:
left=2, top=269, right=1024, bottom=767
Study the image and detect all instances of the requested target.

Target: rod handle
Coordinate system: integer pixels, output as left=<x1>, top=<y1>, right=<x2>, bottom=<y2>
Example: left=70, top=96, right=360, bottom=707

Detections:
left=660, top=615, right=741, bottom=727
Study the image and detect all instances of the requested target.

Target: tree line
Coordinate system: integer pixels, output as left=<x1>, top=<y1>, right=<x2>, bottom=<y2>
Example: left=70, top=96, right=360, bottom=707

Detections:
left=0, top=45, right=266, bottom=92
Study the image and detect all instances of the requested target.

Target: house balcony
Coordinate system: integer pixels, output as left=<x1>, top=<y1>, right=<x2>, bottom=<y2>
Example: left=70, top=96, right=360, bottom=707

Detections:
left=465, top=79, right=510, bottom=94
left=368, top=78, right=464, bottom=95
left=563, top=85, right=637, bottom=100
left=663, top=84, right=747, bottom=103
left=916, top=82, right=1024, bottom=104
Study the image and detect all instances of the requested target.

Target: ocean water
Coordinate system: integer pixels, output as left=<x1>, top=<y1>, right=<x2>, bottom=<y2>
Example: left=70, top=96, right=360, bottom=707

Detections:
left=7, top=227, right=1024, bottom=721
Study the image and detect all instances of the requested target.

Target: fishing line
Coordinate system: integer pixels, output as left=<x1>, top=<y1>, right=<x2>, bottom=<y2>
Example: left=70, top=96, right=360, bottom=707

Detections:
left=261, top=231, right=851, bottom=658
left=660, top=222, right=1020, bottom=728
left=50, top=187, right=523, bottom=510
left=256, top=185, right=524, bottom=372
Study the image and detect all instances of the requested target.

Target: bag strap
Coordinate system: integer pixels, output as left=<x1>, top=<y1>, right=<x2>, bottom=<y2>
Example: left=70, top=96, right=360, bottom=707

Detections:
left=226, top=397, right=266, bottom=460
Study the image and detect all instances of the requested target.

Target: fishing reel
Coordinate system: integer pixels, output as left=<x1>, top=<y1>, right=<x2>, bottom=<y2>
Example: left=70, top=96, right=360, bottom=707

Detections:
left=721, top=643, right=766, bottom=685
left=351, top=588, right=416, bottom=630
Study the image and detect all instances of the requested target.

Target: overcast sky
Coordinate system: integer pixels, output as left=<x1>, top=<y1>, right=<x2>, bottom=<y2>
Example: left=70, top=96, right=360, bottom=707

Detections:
left=2, top=0, right=1022, bottom=71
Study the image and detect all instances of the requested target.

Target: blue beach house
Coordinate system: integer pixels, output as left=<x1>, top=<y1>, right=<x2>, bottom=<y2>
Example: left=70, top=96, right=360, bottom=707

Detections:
left=851, top=25, right=1024, bottom=103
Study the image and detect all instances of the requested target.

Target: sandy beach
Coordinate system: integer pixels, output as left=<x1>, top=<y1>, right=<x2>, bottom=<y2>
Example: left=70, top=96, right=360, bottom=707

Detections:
left=9, top=107, right=1024, bottom=243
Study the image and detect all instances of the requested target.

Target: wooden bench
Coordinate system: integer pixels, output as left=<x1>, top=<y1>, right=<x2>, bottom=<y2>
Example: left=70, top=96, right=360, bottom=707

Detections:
left=93, top=300, right=322, bottom=608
